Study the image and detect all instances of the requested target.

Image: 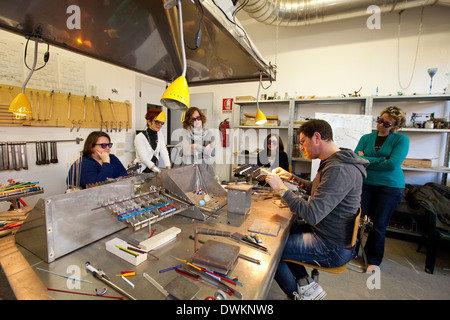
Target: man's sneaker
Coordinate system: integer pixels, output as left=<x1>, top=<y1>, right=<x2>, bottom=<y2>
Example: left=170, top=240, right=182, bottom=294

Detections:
left=366, top=264, right=378, bottom=273
left=293, top=281, right=327, bottom=300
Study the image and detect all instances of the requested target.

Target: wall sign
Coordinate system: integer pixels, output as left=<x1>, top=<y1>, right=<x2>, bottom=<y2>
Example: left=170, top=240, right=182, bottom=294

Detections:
left=222, top=98, right=233, bottom=113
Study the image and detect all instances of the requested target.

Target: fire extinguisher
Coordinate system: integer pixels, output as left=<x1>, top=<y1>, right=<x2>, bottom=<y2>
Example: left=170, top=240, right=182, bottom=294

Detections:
left=219, top=118, right=230, bottom=147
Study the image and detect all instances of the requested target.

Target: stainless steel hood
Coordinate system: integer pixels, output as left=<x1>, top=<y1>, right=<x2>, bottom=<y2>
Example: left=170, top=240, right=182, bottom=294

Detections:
left=239, top=0, right=450, bottom=26
left=0, top=0, right=272, bottom=86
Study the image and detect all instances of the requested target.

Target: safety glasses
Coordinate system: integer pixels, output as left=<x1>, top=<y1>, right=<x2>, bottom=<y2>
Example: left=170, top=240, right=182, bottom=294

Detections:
left=376, top=117, right=393, bottom=128
left=153, top=120, right=165, bottom=126
left=191, top=116, right=202, bottom=123
left=96, top=143, right=113, bottom=149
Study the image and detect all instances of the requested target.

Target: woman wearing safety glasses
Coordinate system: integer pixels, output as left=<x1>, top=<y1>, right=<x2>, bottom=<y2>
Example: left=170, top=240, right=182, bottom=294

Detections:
left=257, top=133, right=289, bottom=186
left=67, top=131, right=128, bottom=189
left=355, top=106, right=409, bottom=272
left=134, top=108, right=171, bottom=173
left=178, top=107, right=215, bottom=175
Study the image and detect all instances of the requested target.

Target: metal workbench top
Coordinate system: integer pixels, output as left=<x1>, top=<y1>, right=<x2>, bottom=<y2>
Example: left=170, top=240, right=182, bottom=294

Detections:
left=8, top=195, right=293, bottom=300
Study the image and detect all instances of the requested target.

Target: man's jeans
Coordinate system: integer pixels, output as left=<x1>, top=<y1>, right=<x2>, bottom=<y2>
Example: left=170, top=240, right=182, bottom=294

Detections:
left=361, top=184, right=404, bottom=265
left=274, top=221, right=354, bottom=299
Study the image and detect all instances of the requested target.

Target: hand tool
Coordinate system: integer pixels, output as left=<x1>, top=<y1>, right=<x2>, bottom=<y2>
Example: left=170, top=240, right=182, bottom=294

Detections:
left=50, top=141, right=58, bottom=163
left=0, top=142, right=4, bottom=170
left=36, top=92, right=40, bottom=121
left=92, top=96, right=96, bottom=121
left=14, top=142, right=22, bottom=170
left=30, top=91, right=34, bottom=120
left=7, top=143, right=15, bottom=169
left=125, top=100, right=130, bottom=131
left=85, top=262, right=137, bottom=300
left=96, top=97, right=104, bottom=130
left=67, top=93, right=71, bottom=120
left=43, top=141, right=49, bottom=164
left=43, top=92, right=47, bottom=120
left=83, top=95, right=87, bottom=121
left=21, top=142, right=28, bottom=169
left=143, top=272, right=179, bottom=300
left=108, top=98, right=117, bottom=131
left=193, top=227, right=268, bottom=253
left=49, top=90, right=54, bottom=120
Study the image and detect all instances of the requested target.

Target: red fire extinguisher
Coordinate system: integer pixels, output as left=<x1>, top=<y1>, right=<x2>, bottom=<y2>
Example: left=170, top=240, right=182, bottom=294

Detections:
left=219, top=118, right=230, bottom=147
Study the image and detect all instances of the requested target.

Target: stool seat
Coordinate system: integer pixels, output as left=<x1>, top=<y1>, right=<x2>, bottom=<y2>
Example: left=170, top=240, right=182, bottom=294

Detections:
left=282, top=259, right=349, bottom=274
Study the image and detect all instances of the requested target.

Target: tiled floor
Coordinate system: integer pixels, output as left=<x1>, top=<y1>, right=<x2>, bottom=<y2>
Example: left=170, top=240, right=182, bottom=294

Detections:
left=265, top=234, right=450, bottom=300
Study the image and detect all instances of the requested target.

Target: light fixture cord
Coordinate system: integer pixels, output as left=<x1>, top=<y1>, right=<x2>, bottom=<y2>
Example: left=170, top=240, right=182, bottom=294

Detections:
left=22, top=38, right=39, bottom=93
left=178, top=0, right=187, bottom=77
left=397, top=7, right=424, bottom=91
left=256, top=72, right=262, bottom=110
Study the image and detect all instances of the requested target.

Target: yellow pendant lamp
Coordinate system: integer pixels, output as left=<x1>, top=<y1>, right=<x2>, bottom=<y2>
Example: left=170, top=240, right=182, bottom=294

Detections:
left=255, top=72, right=267, bottom=125
left=9, top=93, right=32, bottom=118
left=255, top=109, right=267, bottom=125
left=9, top=37, right=40, bottom=118
left=154, top=110, right=166, bottom=123
left=160, top=0, right=189, bottom=111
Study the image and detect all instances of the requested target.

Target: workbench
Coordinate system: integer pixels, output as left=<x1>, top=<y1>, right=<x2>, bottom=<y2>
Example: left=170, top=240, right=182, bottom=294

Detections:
left=0, top=194, right=293, bottom=300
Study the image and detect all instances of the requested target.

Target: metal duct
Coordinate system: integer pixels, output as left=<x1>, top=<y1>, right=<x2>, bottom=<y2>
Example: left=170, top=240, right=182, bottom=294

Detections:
left=239, top=0, right=450, bottom=26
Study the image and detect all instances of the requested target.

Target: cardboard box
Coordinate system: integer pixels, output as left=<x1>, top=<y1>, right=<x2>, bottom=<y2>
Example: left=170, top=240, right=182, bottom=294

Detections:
left=241, top=118, right=280, bottom=126
left=241, top=113, right=280, bottom=126
left=402, top=158, right=438, bottom=168
left=235, top=96, right=256, bottom=101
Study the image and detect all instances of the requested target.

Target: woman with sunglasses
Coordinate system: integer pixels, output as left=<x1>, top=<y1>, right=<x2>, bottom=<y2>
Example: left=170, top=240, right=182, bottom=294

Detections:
left=134, top=108, right=171, bottom=173
left=257, top=133, right=289, bottom=185
left=178, top=107, right=214, bottom=174
left=355, top=106, right=409, bottom=271
left=67, top=131, right=128, bottom=189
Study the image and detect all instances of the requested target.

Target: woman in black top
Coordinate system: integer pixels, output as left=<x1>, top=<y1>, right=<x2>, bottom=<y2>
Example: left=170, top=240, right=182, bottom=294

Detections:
left=258, top=134, right=289, bottom=184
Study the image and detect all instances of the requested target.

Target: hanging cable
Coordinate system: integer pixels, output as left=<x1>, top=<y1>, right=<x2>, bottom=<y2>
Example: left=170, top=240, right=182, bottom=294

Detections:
left=397, top=7, right=424, bottom=91
left=24, top=34, right=50, bottom=72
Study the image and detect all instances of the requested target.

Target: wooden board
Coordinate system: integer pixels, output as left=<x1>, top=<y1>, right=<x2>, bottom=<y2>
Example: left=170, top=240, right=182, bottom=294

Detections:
left=191, top=240, right=240, bottom=274
left=0, top=84, right=131, bottom=129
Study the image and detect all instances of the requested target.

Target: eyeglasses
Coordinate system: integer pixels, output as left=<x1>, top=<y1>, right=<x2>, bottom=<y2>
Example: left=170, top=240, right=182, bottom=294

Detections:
left=191, top=116, right=202, bottom=123
left=96, top=143, right=113, bottom=149
left=153, top=120, right=165, bottom=126
left=376, top=117, right=393, bottom=128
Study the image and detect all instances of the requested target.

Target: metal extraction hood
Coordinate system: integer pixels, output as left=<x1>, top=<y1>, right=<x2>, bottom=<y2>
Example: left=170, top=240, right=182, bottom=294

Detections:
left=0, top=0, right=272, bottom=86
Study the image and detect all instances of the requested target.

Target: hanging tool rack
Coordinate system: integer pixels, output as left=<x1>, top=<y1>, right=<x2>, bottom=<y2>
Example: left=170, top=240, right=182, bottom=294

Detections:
left=0, top=84, right=131, bottom=131
left=0, top=138, right=83, bottom=171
